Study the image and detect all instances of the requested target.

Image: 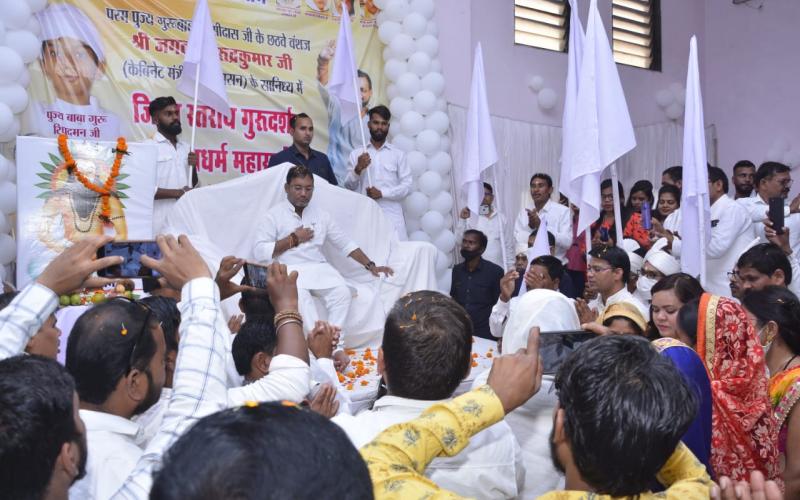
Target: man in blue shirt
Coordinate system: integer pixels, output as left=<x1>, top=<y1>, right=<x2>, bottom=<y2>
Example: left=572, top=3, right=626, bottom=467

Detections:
left=268, top=113, right=338, bottom=186
left=450, top=230, right=503, bottom=339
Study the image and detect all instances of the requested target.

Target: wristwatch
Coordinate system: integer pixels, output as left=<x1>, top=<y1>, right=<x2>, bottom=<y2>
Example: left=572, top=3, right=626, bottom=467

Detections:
left=365, top=261, right=376, bottom=271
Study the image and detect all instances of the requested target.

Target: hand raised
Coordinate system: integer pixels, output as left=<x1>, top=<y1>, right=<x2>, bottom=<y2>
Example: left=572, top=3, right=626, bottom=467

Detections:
left=487, top=327, right=543, bottom=414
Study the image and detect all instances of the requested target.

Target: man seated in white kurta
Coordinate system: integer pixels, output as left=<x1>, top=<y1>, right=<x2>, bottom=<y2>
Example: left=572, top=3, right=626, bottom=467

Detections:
left=253, top=165, right=394, bottom=371
left=345, top=105, right=412, bottom=240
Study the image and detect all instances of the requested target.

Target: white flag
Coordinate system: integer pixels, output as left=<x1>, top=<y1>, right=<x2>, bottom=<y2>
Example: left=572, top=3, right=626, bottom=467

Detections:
left=680, top=35, right=711, bottom=284
left=177, top=0, right=230, bottom=113
left=460, top=43, right=498, bottom=214
left=565, top=0, right=636, bottom=234
left=560, top=0, right=585, bottom=203
left=328, top=8, right=362, bottom=126
left=519, top=218, right=551, bottom=295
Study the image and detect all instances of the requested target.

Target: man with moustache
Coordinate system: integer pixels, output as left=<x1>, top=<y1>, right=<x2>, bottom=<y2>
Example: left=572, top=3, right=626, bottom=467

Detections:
left=450, top=230, right=504, bottom=339
left=732, top=160, right=756, bottom=199
left=145, top=96, right=198, bottom=234
left=738, top=161, right=800, bottom=249
left=345, top=105, right=412, bottom=240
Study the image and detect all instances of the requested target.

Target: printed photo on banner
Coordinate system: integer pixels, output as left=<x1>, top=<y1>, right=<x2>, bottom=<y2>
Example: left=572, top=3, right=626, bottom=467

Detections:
left=14, top=135, right=157, bottom=287
left=22, top=0, right=386, bottom=185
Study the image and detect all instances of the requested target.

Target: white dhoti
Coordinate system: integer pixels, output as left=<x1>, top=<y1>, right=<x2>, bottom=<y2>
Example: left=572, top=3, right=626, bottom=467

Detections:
left=288, top=262, right=354, bottom=350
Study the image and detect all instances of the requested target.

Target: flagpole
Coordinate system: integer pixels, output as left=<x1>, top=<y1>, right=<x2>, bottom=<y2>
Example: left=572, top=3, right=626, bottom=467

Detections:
left=697, top=193, right=707, bottom=287
left=490, top=165, right=509, bottom=269
left=189, top=63, right=200, bottom=184
left=609, top=162, right=624, bottom=245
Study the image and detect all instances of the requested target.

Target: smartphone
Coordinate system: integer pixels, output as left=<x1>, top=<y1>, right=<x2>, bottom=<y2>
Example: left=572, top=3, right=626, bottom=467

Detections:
left=539, top=330, right=596, bottom=375
left=479, top=204, right=490, bottom=215
left=97, top=241, right=161, bottom=278
left=599, top=227, right=610, bottom=242
left=641, top=201, right=652, bottom=230
left=769, top=197, right=785, bottom=235
left=243, top=262, right=269, bottom=289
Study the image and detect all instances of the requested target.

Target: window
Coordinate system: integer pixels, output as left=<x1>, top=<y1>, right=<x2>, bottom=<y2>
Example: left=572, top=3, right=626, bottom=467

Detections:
left=612, top=0, right=661, bottom=70
left=514, top=0, right=570, bottom=53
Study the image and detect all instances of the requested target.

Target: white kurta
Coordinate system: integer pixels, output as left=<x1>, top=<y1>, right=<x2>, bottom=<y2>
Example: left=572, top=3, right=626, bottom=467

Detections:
left=513, top=199, right=572, bottom=261
left=345, top=141, right=412, bottom=240
left=456, top=210, right=514, bottom=270
left=144, top=132, right=191, bottom=235
left=588, top=286, right=650, bottom=321
left=24, top=97, right=123, bottom=141
left=737, top=194, right=800, bottom=253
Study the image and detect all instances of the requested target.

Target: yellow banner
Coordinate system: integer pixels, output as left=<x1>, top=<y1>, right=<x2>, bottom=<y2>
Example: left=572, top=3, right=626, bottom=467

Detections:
left=22, top=0, right=385, bottom=184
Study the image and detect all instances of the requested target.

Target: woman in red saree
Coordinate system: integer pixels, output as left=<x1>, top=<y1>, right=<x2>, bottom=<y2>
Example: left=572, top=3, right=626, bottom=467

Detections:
left=677, top=293, right=779, bottom=482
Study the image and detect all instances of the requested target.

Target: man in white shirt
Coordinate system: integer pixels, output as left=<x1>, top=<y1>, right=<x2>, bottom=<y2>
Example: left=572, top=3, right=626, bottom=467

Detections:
left=333, top=291, right=524, bottom=499
left=345, top=105, right=412, bottom=240
left=738, top=161, right=800, bottom=252
left=513, top=173, right=571, bottom=261
left=457, top=182, right=514, bottom=270
left=581, top=246, right=649, bottom=320
left=145, top=96, right=198, bottom=235
left=732, top=160, right=756, bottom=200
left=254, top=165, right=393, bottom=371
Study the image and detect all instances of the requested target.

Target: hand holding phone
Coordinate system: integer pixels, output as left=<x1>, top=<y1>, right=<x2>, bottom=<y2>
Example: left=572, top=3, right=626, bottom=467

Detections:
left=97, top=241, right=162, bottom=279
left=769, top=197, right=785, bottom=235
left=243, top=262, right=269, bottom=289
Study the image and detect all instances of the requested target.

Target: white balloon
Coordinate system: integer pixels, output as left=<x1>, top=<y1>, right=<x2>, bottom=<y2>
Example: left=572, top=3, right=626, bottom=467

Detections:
left=410, top=0, right=436, bottom=19
left=0, top=84, right=28, bottom=114
left=425, top=21, right=438, bottom=36
left=675, top=88, right=687, bottom=106
left=0, top=20, right=6, bottom=46
left=410, top=230, right=431, bottom=242
left=433, top=229, right=456, bottom=252
left=389, top=96, right=413, bottom=117
left=424, top=110, right=449, bottom=134
left=0, top=155, right=9, bottom=184
left=392, top=133, right=415, bottom=152
left=399, top=110, right=425, bottom=136
left=383, top=58, right=407, bottom=82
left=407, top=51, right=431, bottom=76
left=0, top=181, right=16, bottom=214
left=412, top=89, right=436, bottom=114
left=377, top=20, right=402, bottom=44
left=404, top=191, right=429, bottom=217
left=415, top=129, right=440, bottom=154
left=416, top=34, right=439, bottom=57
left=0, top=233, right=14, bottom=265
left=655, top=89, right=673, bottom=108
left=669, top=82, right=683, bottom=96
left=429, top=190, right=453, bottom=213
left=427, top=151, right=451, bottom=176
left=26, top=0, right=47, bottom=13
left=538, top=88, right=558, bottom=110
left=434, top=250, right=452, bottom=275
left=24, top=16, right=39, bottom=36
left=402, top=12, right=427, bottom=39
left=430, top=58, right=441, bottom=72
left=438, top=134, right=450, bottom=153
left=389, top=33, right=416, bottom=60
left=0, top=47, right=24, bottom=85
left=528, top=75, right=544, bottom=92
left=420, top=210, right=444, bottom=235
left=16, top=66, right=29, bottom=87
left=405, top=217, right=420, bottom=233
left=440, top=173, right=451, bottom=188
left=5, top=159, right=14, bottom=182
left=0, top=102, right=12, bottom=135
left=386, top=83, right=398, bottom=100
left=395, top=72, right=421, bottom=98
left=418, top=170, right=443, bottom=196
left=406, top=151, right=427, bottom=177
left=0, top=0, right=31, bottom=30
left=665, top=102, right=683, bottom=120
left=383, top=0, right=409, bottom=22
left=1, top=117, right=22, bottom=143
left=376, top=10, right=388, bottom=25
left=421, top=72, right=445, bottom=96
left=6, top=29, right=39, bottom=63
left=435, top=97, right=447, bottom=112
left=0, top=211, right=9, bottom=234
left=382, top=45, right=394, bottom=61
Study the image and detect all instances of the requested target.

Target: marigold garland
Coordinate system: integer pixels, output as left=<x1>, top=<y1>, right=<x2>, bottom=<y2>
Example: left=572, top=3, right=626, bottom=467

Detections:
left=57, top=134, right=127, bottom=224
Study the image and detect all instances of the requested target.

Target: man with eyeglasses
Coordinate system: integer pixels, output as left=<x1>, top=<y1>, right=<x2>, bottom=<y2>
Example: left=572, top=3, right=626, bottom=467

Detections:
left=579, top=246, right=649, bottom=322
left=738, top=162, right=800, bottom=251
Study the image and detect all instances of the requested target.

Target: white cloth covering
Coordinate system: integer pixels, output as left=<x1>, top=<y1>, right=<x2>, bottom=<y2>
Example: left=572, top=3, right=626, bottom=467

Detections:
left=145, top=132, right=191, bottom=235
left=163, top=163, right=438, bottom=348
left=345, top=141, right=412, bottom=240
left=333, top=395, right=524, bottom=499
left=513, top=199, right=572, bottom=260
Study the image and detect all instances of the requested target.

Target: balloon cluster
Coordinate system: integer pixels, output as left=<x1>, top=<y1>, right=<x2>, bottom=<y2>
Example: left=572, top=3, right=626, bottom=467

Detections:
left=375, top=0, right=454, bottom=289
left=527, top=75, right=558, bottom=111
left=655, top=82, right=686, bottom=121
left=0, top=0, right=40, bottom=280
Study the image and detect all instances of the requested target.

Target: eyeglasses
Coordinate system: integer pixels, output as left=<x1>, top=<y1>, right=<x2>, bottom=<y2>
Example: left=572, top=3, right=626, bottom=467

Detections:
left=727, top=271, right=740, bottom=282
left=641, top=270, right=664, bottom=280
left=587, top=266, right=613, bottom=274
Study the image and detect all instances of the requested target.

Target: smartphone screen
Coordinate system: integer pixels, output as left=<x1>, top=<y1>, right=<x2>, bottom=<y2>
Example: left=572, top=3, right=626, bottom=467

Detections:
left=641, top=201, right=652, bottom=230
left=539, top=330, right=596, bottom=375
left=243, top=262, right=269, bottom=289
left=97, top=241, right=161, bottom=278
left=769, top=197, right=785, bottom=235
left=599, top=227, right=610, bottom=242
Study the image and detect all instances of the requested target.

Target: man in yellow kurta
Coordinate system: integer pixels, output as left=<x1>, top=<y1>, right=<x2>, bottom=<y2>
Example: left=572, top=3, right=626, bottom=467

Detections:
left=361, top=333, right=712, bottom=499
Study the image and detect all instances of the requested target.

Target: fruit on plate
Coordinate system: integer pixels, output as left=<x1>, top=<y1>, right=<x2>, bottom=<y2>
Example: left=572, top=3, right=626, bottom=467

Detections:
left=59, top=295, right=70, bottom=306
left=69, top=294, right=81, bottom=306
left=91, top=292, right=106, bottom=304
left=115, top=284, right=126, bottom=294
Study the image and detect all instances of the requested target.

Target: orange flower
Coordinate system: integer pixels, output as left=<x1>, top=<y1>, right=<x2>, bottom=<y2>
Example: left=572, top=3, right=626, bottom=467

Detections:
left=485, top=352, right=493, bottom=358
left=471, top=353, right=478, bottom=358
left=346, top=383, right=354, bottom=391
left=471, top=360, right=478, bottom=367
left=360, top=380, right=369, bottom=386
left=336, top=373, right=345, bottom=383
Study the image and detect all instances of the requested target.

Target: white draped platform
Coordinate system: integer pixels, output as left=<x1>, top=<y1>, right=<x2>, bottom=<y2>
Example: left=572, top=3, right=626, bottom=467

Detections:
left=163, top=162, right=439, bottom=347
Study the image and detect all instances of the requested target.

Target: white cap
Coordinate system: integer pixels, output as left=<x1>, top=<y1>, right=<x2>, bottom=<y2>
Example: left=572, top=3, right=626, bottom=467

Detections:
left=645, top=249, right=681, bottom=276
left=621, top=239, right=643, bottom=274
left=37, top=3, right=105, bottom=63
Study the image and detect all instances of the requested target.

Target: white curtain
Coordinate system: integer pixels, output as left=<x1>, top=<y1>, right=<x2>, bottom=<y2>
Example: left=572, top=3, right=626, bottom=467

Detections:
left=447, top=104, right=717, bottom=247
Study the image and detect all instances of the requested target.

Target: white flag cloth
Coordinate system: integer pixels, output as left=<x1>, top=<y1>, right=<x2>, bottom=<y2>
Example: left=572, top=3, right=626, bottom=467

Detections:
left=519, top=219, right=551, bottom=295
left=328, top=8, right=361, bottom=126
left=564, top=0, right=636, bottom=234
left=460, top=43, right=499, bottom=214
left=679, top=35, right=711, bottom=283
left=177, top=0, right=230, bottom=113
left=559, top=0, right=585, bottom=203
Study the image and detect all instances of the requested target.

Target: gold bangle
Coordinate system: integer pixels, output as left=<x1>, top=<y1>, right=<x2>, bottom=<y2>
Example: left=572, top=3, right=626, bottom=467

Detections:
left=276, top=318, right=303, bottom=332
left=274, top=310, right=302, bottom=327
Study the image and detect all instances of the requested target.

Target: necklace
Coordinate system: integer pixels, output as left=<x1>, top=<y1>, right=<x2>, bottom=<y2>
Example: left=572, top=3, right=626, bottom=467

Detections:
left=68, top=191, right=100, bottom=233
left=782, top=354, right=799, bottom=372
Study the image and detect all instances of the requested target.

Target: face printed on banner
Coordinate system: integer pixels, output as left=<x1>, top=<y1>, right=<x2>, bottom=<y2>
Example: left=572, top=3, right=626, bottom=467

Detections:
left=152, top=104, right=182, bottom=137
left=359, top=73, right=373, bottom=109
left=334, top=0, right=355, bottom=15
left=40, top=38, right=105, bottom=105
left=308, top=0, right=330, bottom=12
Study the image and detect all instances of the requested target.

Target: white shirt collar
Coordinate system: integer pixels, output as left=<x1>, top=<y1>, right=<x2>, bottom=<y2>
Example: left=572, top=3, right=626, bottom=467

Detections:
left=79, top=409, right=141, bottom=437
left=372, top=395, right=446, bottom=411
